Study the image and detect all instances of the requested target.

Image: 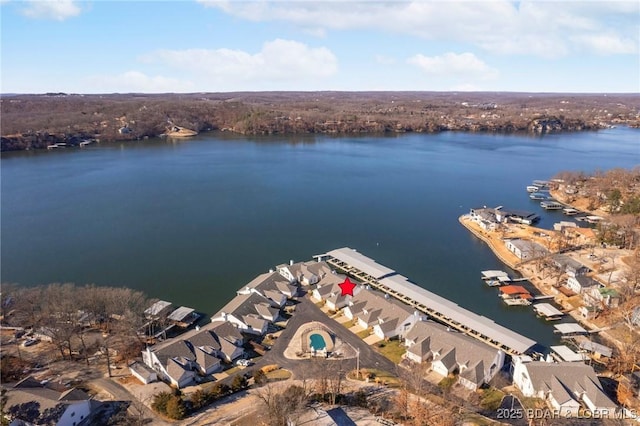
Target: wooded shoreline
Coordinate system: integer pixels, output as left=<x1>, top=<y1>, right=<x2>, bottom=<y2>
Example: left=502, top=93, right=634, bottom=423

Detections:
left=2, top=91, right=639, bottom=151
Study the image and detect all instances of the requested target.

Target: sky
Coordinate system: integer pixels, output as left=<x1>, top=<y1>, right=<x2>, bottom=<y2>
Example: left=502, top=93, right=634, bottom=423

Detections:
left=1, top=0, right=639, bottom=93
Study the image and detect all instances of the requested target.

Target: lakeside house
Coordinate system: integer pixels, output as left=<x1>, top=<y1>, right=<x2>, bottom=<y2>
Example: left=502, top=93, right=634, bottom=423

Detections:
left=311, top=272, right=361, bottom=311
left=342, top=287, right=422, bottom=340
left=550, top=254, right=590, bottom=277
left=505, top=239, right=548, bottom=260
left=404, top=320, right=505, bottom=391
left=210, top=292, right=279, bottom=335
left=565, top=275, right=601, bottom=295
left=142, top=321, right=245, bottom=388
left=277, top=260, right=331, bottom=285
left=513, top=356, right=617, bottom=418
left=3, top=377, right=94, bottom=426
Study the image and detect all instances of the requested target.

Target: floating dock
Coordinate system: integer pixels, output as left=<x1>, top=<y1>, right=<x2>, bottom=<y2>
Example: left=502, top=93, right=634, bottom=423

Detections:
left=318, top=247, right=537, bottom=356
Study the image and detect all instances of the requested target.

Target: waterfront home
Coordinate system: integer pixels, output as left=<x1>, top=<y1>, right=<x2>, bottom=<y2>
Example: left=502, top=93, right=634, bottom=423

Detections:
left=584, top=286, right=620, bottom=309
left=239, top=270, right=299, bottom=304
left=311, top=272, right=360, bottom=311
left=210, top=292, right=280, bottom=335
left=565, top=275, right=601, bottom=295
left=142, top=322, right=245, bottom=388
left=277, top=260, right=331, bottom=285
left=404, top=320, right=505, bottom=391
left=505, top=239, right=548, bottom=260
left=344, top=287, right=420, bottom=340
left=469, top=207, right=499, bottom=230
left=550, top=254, right=590, bottom=277
left=3, top=376, right=94, bottom=426
left=496, top=208, right=540, bottom=225
left=513, top=356, right=617, bottom=418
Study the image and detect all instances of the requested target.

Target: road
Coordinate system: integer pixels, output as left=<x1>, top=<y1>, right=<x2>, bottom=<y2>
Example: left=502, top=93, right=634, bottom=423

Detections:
left=256, top=294, right=397, bottom=378
left=90, top=377, right=173, bottom=425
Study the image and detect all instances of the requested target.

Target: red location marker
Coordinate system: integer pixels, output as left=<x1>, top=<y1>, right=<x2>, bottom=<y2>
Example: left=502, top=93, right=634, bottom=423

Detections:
left=339, top=277, right=356, bottom=297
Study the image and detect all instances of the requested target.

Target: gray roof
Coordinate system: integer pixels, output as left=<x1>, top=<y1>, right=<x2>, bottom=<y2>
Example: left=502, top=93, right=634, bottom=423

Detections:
left=460, top=360, right=485, bottom=385
left=154, top=340, right=195, bottom=366
left=406, top=321, right=499, bottom=372
left=195, top=347, right=221, bottom=372
left=211, top=322, right=244, bottom=344
left=573, top=275, right=601, bottom=288
left=551, top=254, right=589, bottom=272
left=351, top=287, right=414, bottom=322
left=554, top=323, right=587, bottom=335
left=379, top=274, right=536, bottom=354
left=5, top=377, right=90, bottom=422
left=167, top=306, right=195, bottom=322
left=407, top=337, right=431, bottom=358
left=579, top=341, right=613, bottom=358
left=507, top=239, right=548, bottom=254
left=533, top=303, right=564, bottom=318
left=145, top=300, right=172, bottom=317
left=326, top=247, right=395, bottom=279
left=166, top=358, right=194, bottom=384
left=129, top=361, right=157, bottom=378
left=523, top=361, right=616, bottom=409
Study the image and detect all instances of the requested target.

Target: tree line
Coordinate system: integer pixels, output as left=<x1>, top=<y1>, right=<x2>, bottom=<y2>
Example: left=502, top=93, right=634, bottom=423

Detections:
left=1, top=283, right=151, bottom=377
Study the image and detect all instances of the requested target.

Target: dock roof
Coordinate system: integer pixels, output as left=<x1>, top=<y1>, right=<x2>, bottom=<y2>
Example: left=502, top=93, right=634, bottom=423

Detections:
left=553, top=323, right=587, bottom=335
left=499, top=285, right=531, bottom=296
left=533, top=303, right=564, bottom=318
left=378, top=274, right=537, bottom=354
left=551, top=345, right=585, bottom=362
left=167, top=306, right=195, bottom=322
left=326, top=247, right=395, bottom=279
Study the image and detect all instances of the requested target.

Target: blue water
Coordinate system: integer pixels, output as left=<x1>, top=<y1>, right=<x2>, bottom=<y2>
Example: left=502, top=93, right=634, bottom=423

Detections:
left=310, top=333, right=327, bottom=350
left=2, top=126, right=639, bottom=348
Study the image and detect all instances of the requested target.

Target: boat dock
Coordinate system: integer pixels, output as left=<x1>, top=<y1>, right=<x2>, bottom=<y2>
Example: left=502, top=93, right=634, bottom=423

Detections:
left=533, top=303, right=564, bottom=320
left=540, top=200, right=564, bottom=210
left=318, top=247, right=537, bottom=356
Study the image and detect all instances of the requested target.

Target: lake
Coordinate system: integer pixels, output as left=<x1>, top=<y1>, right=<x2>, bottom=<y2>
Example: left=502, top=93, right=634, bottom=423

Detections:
left=2, top=127, right=638, bottom=348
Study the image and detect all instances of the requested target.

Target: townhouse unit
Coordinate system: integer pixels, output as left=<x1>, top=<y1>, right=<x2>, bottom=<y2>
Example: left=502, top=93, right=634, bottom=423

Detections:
left=513, top=356, right=617, bottom=418
left=404, top=320, right=505, bottom=391
left=343, top=287, right=424, bottom=340
left=142, top=322, right=245, bottom=388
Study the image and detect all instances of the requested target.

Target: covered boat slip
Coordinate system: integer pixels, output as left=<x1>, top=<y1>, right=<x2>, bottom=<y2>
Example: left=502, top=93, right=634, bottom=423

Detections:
left=554, top=323, right=588, bottom=336
left=322, top=247, right=537, bottom=356
left=481, top=270, right=510, bottom=281
left=550, top=345, right=586, bottom=362
left=533, top=303, right=564, bottom=320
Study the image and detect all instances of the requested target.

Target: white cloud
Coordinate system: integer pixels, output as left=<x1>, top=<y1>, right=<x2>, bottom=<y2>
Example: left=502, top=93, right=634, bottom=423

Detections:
left=84, top=71, right=195, bottom=93
left=200, top=1, right=639, bottom=58
left=408, top=52, right=498, bottom=80
left=572, top=33, right=638, bottom=55
left=141, top=39, right=338, bottom=89
left=21, top=0, right=81, bottom=20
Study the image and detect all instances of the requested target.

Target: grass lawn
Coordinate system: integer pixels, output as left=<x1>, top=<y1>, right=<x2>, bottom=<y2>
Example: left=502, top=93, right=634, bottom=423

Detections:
left=480, top=387, right=505, bottom=411
left=266, top=369, right=292, bottom=381
left=356, top=329, right=370, bottom=339
left=225, top=366, right=241, bottom=376
left=375, top=340, right=406, bottom=364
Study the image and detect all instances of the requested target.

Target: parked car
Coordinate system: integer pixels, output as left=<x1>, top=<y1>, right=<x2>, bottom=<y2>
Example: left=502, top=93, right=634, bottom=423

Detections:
left=22, top=338, right=40, bottom=347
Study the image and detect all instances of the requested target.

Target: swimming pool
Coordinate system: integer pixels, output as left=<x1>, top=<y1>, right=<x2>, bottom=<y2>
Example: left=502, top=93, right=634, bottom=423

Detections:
left=309, top=333, right=326, bottom=350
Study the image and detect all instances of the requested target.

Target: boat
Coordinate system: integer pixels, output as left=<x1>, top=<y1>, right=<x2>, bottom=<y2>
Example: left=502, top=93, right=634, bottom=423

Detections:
left=540, top=200, right=564, bottom=210
left=503, top=298, right=532, bottom=306
left=481, top=270, right=510, bottom=281
left=562, top=208, right=580, bottom=216
left=526, top=185, right=539, bottom=193
left=532, top=180, right=550, bottom=188
left=165, top=125, right=198, bottom=138
left=529, top=193, right=548, bottom=200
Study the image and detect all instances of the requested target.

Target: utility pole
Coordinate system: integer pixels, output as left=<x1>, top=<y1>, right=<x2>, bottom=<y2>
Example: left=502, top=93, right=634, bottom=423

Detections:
left=356, top=348, right=360, bottom=380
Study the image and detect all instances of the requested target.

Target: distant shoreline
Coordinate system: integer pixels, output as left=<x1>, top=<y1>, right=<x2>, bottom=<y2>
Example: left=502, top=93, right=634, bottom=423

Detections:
left=3, top=92, right=638, bottom=152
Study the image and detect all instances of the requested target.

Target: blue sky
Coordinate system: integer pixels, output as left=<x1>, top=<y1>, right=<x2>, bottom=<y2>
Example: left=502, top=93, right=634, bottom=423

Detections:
left=1, top=0, right=639, bottom=93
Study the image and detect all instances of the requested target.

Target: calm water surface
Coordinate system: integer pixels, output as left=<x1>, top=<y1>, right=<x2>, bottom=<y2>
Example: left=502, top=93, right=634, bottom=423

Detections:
left=2, top=127, right=639, bottom=348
